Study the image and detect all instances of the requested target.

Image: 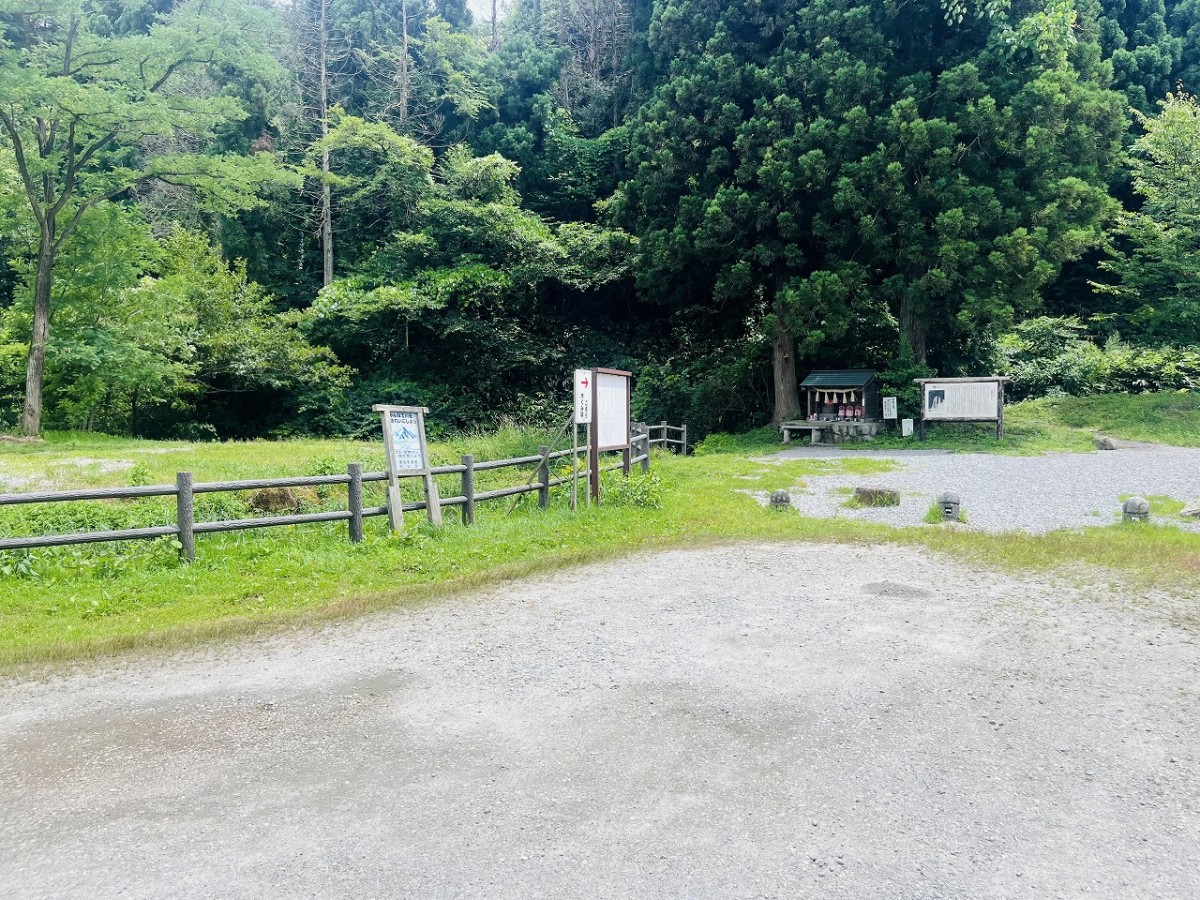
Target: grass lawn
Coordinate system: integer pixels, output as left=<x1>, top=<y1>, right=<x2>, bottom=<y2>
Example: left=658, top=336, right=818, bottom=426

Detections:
left=863, top=391, right=1200, bottom=453
left=1, top=393, right=1198, bottom=670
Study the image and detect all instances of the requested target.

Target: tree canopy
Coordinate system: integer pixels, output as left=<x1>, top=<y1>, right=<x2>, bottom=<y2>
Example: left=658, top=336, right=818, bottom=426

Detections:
left=2, top=0, right=1199, bottom=438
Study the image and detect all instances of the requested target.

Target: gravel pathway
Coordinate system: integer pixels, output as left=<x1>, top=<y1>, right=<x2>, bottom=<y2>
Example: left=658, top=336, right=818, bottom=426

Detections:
left=2, top=543, right=1198, bottom=899
left=770, top=444, right=1200, bottom=533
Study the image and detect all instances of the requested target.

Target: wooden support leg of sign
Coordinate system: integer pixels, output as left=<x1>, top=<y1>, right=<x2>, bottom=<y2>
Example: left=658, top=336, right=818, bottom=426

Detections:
left=386, top=478, right=405, bottom=531
left=422, top=472, right=442, bottom=526
left=588, top=422, right=598, bottom=503
left=571, top=421, right=579, bottom=512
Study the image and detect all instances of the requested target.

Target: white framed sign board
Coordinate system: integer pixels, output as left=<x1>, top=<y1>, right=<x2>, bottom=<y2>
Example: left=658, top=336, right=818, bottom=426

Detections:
left=915, top=377, right=1008, bottom=440
left=373, top=404, right=441, bottom=528
left=583, top=367, right=632, bottom=501
left=883, top=396, right=898, bottom=420
left=595, top=371, right=631, bottom=450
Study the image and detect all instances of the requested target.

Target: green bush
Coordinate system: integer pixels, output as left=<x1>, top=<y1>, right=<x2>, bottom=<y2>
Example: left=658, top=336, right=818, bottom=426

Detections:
left=998, top=317, right=1200, bottom=399
left=601, top=472, right=663, bottom=509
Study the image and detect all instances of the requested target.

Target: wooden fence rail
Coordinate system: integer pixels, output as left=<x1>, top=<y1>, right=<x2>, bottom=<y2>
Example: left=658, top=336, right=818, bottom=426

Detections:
left=0, top=427, right=666, bottom=561
left=646, top=421, right=688, bottom=454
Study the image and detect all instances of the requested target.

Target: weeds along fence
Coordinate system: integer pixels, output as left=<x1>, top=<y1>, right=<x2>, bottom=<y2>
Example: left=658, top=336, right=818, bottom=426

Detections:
left=0, top=428, right=668, bottom=562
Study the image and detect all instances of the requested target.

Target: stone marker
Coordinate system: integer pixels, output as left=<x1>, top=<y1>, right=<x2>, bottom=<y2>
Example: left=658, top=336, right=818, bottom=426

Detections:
left=854, top=486, right=900, bottom=507
left=769, top=489, right=791, bottom=511
left=938, top=491, right=961, bottom=521
left=1094, top=435, right=1117, bottom=450
left=1181, top=498, right=1200, bottom=518
left=1122, top=496, right=1150, bottom=522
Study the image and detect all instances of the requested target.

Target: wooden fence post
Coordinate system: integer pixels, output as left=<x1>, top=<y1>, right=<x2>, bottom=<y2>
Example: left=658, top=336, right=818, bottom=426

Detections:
left=176, top=472, right=195, bottom=563
left=660, top=420, right=668, bottom=448
left=461, top=454, right=475, bottom=525
left=537, top=445, right=550, bottom=509
left=348, top=463, right=364, bottom=544
left=681, top=423, right=688, bottom=455
left=641, top=431, right=650, bottom=473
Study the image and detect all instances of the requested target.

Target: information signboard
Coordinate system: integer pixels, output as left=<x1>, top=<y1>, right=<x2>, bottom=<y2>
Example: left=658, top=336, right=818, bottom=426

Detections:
left=595, top=371, right=631, bottom=450
left=923, top=382, right=1000, bottom=420
left=914, top=377, right=1008, bottom=440
left=386, top=409, right=427, bottom=473
left=574, top=369, right=593, bottom=424
left=373, top=404, right=441, bottom=528
left=883, top=396, right=898, bottom=420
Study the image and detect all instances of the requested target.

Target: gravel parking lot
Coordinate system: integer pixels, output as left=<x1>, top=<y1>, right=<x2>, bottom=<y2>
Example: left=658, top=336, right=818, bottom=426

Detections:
left=2, top=543, right=1198, bottom=899
left=773, top=444, right=1200, bottom=533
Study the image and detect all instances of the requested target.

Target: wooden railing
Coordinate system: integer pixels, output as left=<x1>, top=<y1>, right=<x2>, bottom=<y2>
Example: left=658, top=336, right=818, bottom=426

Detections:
left=0, top=429, right=661, bottom=561
left=644, top=421, right=688, bottom=454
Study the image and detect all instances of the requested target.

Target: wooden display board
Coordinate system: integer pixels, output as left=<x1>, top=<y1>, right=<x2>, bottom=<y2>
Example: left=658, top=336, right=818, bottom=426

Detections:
left=914, top=377, right=1009, bottom=440
left=373, top=404, right=441, bottom=528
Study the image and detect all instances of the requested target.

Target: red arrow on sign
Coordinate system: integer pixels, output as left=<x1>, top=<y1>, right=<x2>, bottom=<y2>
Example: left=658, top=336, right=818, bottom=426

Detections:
left=580, top=377, right=589, bottom=388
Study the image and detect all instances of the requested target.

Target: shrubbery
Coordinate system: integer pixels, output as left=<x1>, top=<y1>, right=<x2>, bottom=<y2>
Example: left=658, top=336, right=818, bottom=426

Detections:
left=997, top=317, right=1200, bottom=399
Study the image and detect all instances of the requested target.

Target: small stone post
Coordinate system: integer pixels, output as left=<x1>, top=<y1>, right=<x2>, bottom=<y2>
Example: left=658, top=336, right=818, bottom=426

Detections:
left=1123, top=496, right=1150, bottom=522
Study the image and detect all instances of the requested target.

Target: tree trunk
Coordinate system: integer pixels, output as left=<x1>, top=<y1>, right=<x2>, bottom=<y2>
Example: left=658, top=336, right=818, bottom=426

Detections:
left=319, top=0, right=333, bottom=287
left=490, top=0, right=498, bottom=49
left=21, top=231, right=55, bottom=437
left=398, top=0, right=409, bottom=124
left=899, top=294, right=928, bottom=365
left=771, top=314, right=802, bottom=425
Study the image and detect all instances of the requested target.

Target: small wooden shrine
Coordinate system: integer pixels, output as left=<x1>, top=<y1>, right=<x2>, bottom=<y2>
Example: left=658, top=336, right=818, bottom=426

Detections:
left=801, top=369, right=883, bottom=421
left=780, top=369, right=885, bottom=444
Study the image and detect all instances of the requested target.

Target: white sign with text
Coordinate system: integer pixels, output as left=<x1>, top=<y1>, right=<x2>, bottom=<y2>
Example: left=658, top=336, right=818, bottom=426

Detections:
left=574, top=369, right=593, bottom=424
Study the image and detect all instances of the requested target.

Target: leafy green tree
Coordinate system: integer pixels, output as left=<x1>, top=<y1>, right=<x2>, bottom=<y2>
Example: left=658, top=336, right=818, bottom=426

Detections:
left=306, top=144, right=635, bottom=427
left=0, top=0, right=299, bottom=435
left=0, top=218, right=348, bottom=436
left=1096, top=92, right=1200, bottom=341
left=614, top=0, right=1126, bottom=422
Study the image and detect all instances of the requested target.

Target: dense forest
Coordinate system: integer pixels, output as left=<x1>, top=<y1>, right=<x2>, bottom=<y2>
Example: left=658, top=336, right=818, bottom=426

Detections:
left=3, top=0, right=1200, bottom=440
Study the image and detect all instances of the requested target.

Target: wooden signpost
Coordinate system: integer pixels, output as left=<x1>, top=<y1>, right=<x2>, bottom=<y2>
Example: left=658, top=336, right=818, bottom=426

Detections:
left=373, top=404, right=441, bottom=528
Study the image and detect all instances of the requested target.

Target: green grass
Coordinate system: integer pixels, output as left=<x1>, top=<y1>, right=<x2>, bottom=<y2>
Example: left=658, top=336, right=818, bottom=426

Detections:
left=2, top=397, right=1200, bottom=670
left=1047, top=392, right=1200, bottom=447
left=924, top=502, right=968, bottom=524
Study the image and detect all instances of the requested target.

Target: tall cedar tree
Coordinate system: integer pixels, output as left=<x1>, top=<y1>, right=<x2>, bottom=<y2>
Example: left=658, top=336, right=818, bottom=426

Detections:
left=612, top=0, right=1126, bottom=422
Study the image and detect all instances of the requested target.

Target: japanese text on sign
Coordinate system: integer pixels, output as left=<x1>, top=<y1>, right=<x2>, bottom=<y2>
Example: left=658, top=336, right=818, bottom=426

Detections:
left=388, top=410, right=426, bottom=472
left=574, top=369, right=592, bottom=424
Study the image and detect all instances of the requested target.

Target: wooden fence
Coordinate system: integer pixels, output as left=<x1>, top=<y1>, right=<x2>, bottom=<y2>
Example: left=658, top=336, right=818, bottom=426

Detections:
left=645, top=421, right=688, bottom=454
left=0, top=428, right=666, bottom=562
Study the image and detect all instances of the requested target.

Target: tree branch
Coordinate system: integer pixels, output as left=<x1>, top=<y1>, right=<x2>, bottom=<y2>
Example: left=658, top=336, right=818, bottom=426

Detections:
left=0, top=107, right=48, bottom=231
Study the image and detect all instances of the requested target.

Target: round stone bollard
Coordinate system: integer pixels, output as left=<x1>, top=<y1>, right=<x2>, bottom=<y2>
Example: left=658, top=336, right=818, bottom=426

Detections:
left=938, top=491, right=961, bottom=521
left=1123, top=496, right=1150, bottom=522
left=769, top=489, right=791, bottom=511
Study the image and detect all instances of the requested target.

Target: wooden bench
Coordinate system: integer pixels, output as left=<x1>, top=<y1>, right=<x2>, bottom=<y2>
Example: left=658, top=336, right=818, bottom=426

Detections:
left=780, top=421, right=833, bottom=444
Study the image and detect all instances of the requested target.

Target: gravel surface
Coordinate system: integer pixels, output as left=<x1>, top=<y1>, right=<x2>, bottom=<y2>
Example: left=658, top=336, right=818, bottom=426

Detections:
left=3, top=543, right=1198, bottom=899
left=771, top=444, right=1200, bottom=533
